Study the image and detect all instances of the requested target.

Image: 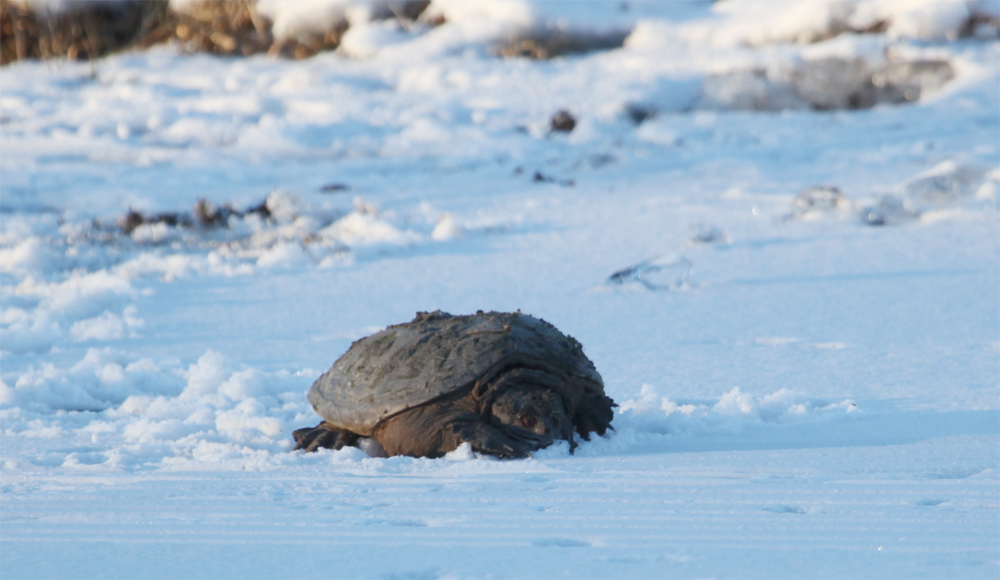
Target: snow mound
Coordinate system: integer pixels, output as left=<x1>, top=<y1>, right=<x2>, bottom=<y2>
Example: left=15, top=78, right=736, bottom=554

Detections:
left=1, top=345, right=866, bottom=473
left=698, top=57, right=955, bottom=112
left=618, top=384, right=857, bottom=429
left=0, top=191, right=490, bottom=358
left=780, top=162, right=998, bottom=225
left=861, top=160, right=999, bottom=225
left=627, top=0, right=987, bottom=51
left=567, top=385, right=862, bottom=457
left=2, top=348, right=314, bottom=471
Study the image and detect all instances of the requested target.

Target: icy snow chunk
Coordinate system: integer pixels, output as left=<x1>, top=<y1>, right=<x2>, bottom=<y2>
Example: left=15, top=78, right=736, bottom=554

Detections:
left=627, top=0, right=850, bottom=49
left=0, top=214, right=36, bottom=245
left=531, top=439, right=571, bottom=459
left=902, top=160, right=991, bottom=208
left=358, top=436, right=389, bottom=458
left=713, top=387, right=764, bottom=416
left=619, top=384, right=699, bottom=417
left=788, top=185, right=853, bottom=221
left=123, top=219, right=182, bottom=244
left=791, top=58, right=879, bottom=110
left=322, top=211, right=421, bottom=246
left=0, top=379, right=13, bottom=407
left=443, top=442, right=478, bottom=461
left=118, top=395, right=152, bottom=415
left=216, top=409, right=283, bottom=441
left=861, top=161, right=995, bottom=225
left=870, top=60, right=954, bottom=102
left=218, top=368, right=274, bottom=401
left=256, top=0, right=351, bottom=41
left=42, top=270, right=134, bottom=318
left=69, top=306, right=143, bottom=342
left=1, top=310, right=62, bottom=355
left=339, top=20, right=423, bottom=58
left=794, top=186, right=848, bottom=213
left=186, top=440, right=277, bottom=468
left=636, top=121, right=680, bottom=146
left=0, top=237, right=64, bottom=275
left=884, top=0, right=970, bottom=40
left=180, top=351, right=230, bottom=399
left=256, top=242, right=312, bottom=269
left=628, top=0, right=978, bottom=50
left=122, top=419, right=201, bottom=443
left=264, top=190, right=301, bottom=223
left=431, top=213, right=463, bottom=241
left=425, top=0, right=536, bottom=29
left=698, top=57, right=954, bottom=112
left=4, top=348, right=184, bottom=412
left=19, top=424, right=63, bottom=439
left=860, top=195, right=920, bottom=226
left=615, top=385, right=858, bottom=437
left=699, top=70, right=806, bottom=112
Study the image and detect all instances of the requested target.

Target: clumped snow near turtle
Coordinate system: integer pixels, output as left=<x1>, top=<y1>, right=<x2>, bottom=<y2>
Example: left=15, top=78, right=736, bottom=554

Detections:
left=1, top=1, right=998, bottom=579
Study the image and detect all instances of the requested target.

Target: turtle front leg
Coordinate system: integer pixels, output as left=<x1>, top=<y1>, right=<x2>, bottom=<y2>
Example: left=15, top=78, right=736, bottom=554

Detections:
left=371, top=400, right=551, bottom=459
left=293, top=422, right=360, bottom=452
left=573, top=392, right=617, bottom=440
left=447, top=414, right=551, bottom=458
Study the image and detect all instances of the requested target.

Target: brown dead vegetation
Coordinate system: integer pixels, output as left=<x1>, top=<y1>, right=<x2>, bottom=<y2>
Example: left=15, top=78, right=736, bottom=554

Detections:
left=118, top=197, right=271, bottom=235
left=1, top=0, right=168, bottom=64
left=1, top=0, right=430, bottom=65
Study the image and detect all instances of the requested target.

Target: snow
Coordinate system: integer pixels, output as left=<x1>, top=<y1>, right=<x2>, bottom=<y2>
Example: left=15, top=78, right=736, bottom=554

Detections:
left=2, top=0, right=999, bottom=578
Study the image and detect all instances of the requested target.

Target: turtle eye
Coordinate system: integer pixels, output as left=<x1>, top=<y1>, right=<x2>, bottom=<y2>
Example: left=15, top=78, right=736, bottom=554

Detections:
left=520, top=415, right=537, bottom=429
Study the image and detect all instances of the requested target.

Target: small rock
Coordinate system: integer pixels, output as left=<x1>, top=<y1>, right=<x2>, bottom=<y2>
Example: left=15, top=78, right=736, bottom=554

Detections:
left=624, top=102, right=656, bottom=125
left=550, top=110, right=576, bottom=132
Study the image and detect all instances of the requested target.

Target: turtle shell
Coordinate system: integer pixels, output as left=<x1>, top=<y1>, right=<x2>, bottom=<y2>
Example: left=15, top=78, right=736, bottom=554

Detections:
left=307, top=310, right=605, bottom=436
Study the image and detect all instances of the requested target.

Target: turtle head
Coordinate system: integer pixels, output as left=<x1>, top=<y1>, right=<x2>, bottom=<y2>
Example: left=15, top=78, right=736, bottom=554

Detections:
left=489, top=385, right=571, bottom=442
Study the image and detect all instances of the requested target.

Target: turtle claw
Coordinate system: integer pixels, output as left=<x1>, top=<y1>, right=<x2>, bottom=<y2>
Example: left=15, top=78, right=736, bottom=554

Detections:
left=293, top=422, right=360, bottom=452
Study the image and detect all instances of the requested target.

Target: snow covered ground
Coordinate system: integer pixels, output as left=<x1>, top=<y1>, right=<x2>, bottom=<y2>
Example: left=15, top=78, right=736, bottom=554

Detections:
left=2, top=1, right=998, bottom=578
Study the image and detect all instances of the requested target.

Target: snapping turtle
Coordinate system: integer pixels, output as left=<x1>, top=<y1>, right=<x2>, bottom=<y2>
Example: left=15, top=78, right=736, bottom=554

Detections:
left=293, top=310, right=615, bottom=458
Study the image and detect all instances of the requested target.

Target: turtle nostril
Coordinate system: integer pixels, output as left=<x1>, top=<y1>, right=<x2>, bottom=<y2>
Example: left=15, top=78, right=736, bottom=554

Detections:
left=520, top=415, right=537, bottom=430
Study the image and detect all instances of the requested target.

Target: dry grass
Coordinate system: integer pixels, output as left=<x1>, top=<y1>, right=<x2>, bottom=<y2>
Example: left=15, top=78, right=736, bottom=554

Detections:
left=2, top=0, right=168, bottom=65
left=1, top=0, right=430, bottom=65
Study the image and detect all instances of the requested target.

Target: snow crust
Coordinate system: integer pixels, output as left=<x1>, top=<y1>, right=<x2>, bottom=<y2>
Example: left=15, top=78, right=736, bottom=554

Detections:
left=1, top=1, right=998, bottom=578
